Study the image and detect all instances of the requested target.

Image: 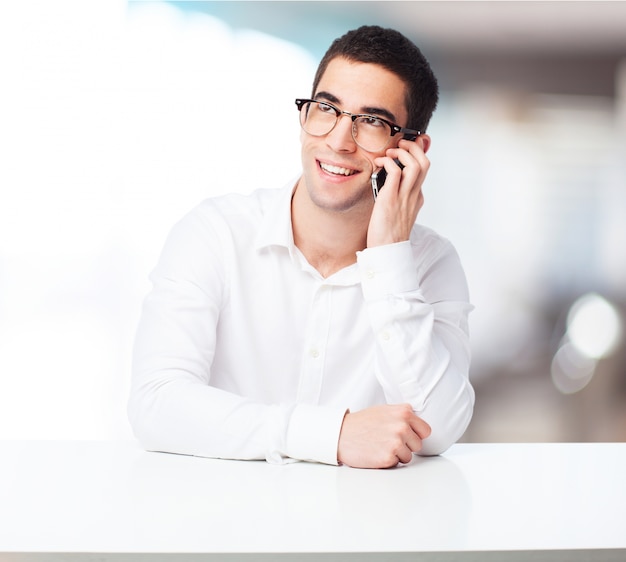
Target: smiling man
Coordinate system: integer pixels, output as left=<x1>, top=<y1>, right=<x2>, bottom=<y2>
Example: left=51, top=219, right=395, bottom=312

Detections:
left=129, top=26, right=474, bottom=469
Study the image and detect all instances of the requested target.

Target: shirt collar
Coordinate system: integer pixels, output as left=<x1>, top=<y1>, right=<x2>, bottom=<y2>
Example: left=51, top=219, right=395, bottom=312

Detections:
left=254, top=177, right=299, bottom=252
left=254, top=176, right=360, bottom=286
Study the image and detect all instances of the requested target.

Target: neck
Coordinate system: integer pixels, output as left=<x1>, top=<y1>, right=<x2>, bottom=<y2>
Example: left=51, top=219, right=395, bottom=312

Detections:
left=291, top=178, right=371, bottom=278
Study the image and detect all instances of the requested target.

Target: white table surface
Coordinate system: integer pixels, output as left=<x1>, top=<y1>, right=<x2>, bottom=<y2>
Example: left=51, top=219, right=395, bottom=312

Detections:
left=0, top=441, right=624, bottom=561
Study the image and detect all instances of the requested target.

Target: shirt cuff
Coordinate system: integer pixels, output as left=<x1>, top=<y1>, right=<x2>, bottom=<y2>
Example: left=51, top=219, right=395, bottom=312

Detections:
left=285, top=404, right=347, bottom=465
left=356, top=241, right=423, bottom=301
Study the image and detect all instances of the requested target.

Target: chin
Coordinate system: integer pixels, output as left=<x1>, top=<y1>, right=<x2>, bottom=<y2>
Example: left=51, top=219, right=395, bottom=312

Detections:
left=311, top=185, right=372, bottom=214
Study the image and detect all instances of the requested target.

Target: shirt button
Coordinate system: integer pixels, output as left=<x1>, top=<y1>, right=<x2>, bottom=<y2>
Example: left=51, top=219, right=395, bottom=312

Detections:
left=310, top=348, right=320, bottom=358
left=381, top=331, right=390, bottom=341
left=366, top=270, right=375, bottom=279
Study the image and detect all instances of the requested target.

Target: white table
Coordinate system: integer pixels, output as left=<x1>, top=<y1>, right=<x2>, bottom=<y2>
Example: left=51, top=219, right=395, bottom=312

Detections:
left=0, top=441, right=624, bottom=561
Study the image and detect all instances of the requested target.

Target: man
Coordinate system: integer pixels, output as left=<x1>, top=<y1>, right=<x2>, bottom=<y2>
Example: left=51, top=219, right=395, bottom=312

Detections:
left=129, top=26, right=474, bottom=469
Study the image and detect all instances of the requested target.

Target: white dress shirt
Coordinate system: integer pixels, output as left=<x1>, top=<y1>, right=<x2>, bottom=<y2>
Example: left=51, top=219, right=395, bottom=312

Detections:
left=128, top=179, right=474, bottom=465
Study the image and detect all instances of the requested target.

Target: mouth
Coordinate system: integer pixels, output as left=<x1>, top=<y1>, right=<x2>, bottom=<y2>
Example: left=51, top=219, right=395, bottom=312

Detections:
left=318, top=161, right=359, bottom=178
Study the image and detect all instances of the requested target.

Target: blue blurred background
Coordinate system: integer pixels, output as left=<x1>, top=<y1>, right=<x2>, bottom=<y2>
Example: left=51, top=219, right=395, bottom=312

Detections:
left=1, top=0, right=625, bottom=443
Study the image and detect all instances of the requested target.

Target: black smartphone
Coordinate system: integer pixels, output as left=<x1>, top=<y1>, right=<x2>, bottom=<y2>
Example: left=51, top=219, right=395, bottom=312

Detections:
left=371, top=159, right=404, bottom=200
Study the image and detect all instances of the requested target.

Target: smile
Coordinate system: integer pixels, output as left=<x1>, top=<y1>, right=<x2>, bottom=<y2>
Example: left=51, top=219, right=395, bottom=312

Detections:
left=319, top=161, right=358, bottom=177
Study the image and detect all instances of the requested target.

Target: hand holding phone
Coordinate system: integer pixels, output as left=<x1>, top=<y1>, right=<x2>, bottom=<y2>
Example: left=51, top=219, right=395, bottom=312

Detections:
left=370, top=132, right=419, bottom=200
left=371, top=159, right=404, bottom=200
left=367, top=134, right=430, bottom=247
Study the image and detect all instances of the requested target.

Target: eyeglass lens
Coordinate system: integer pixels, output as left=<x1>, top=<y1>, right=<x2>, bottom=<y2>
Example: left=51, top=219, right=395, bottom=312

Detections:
left=299, top=101, right=392, bottom=152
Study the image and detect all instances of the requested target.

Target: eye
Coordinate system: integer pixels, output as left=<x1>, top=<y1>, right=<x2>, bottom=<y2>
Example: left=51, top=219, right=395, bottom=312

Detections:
left=317, top=102, right=336, bottom=114
left=359, top=116, right=387, bottom=129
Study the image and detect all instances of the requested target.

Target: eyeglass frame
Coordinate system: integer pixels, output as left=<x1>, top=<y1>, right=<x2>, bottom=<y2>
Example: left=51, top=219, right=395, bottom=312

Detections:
left=295, top=98, right=420, bottom=151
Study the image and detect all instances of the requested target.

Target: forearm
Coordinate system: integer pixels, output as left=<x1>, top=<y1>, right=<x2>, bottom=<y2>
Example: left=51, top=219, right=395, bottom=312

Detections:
left=128, top=368, right=345, bottom=464
left=128, top=207, right=347, bottom=465
left=357, top=238, right=474, bottom=454
left=128, top=374, right=274, bottom=460
left=368, top=299, right=474, bottom=454
left=129, top=299, right=346, bottom=464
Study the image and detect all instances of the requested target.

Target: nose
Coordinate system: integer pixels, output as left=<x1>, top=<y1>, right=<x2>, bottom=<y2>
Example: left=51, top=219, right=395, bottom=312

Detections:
left=325, top=113, right=356, bottom=153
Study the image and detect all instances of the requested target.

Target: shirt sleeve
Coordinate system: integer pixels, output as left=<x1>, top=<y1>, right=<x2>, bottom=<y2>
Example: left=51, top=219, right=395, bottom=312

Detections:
left=127, top=206, right=346, bottom=465
left=356, top=236, right=475, bottom=456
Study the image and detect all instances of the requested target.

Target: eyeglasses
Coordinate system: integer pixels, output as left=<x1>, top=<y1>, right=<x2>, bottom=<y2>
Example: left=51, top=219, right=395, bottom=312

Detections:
left=295, top=98, right=420, bottom=153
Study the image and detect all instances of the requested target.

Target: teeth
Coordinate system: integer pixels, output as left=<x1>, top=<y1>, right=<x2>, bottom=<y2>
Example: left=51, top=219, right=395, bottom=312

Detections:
left=320, top=162, right=356, bottom=176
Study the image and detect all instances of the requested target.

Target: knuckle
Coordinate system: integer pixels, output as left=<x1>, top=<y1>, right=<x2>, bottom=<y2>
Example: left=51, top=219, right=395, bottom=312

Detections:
left=400, top=452, right=414, bottom=465
left=397, top=404, right=413, bottom=421
left=392, top=422, right=409, bottom=440
left=384, top=459, right=399, bottom=469
left=381, top=451, right=399, bottom=468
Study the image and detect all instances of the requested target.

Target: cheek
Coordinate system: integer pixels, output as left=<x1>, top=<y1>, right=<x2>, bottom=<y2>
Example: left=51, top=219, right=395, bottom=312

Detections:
left=299, top=131, right=309, bottom=162
left=299, top=131, right=321, bottom=162
left=300, top=130, right=314, bottom=154
left=364, top=149, right=384, bottom=174
left=388, top=136, right=402, bottom=150
left=299, top=133, right=319, bottom=173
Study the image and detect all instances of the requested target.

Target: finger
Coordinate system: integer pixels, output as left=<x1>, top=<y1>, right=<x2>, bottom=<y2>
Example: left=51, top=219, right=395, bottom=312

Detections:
left=385, top=146, right=427, bottom=190
left=375, top=156, right=404, bottom=191
left=378, top=153, right=416, bottom=199
left=394, top=444, right=415, bottom=465
left=398, top=139, right=430, bottom=175
left=404, top=431, right=424, bottom=455
left=400, top=136, right=429, bottom=159
left=416, top=190, right=425, bottom=214
left=386, top=146, right=416, bottom=172
left=409, top=413, right=432, bottom=440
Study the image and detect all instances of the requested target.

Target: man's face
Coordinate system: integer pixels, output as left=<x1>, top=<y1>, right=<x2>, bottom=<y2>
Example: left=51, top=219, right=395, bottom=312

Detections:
left=299, top=57, right=409, bottom=214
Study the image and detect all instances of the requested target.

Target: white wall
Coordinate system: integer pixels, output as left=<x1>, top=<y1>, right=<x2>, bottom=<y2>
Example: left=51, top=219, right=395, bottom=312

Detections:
left=0, top=1, right=316, bottom=439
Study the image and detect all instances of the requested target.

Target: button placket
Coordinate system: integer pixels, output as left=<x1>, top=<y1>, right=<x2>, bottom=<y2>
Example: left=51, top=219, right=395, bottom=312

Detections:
left=296, top=283, right=332, bottom=404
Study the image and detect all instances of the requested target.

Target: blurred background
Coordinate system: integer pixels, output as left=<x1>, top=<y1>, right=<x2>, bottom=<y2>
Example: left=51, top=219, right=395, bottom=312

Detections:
left=0, top=1, right=624, bottom=443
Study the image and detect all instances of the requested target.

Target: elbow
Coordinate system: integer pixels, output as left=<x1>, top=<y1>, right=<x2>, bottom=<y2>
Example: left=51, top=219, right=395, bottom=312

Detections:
left=417, top=384, right=474, bottom=456
left=127, top=385, right=165, bottom=453
left=127, top=404, right=153, bottom=452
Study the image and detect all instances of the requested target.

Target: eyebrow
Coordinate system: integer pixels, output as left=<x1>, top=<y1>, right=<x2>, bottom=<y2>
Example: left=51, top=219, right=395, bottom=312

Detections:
left=314, top=90, right=398, bottom=124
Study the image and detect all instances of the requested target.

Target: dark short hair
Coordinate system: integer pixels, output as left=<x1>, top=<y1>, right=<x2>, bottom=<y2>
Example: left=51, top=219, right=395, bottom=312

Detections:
left=312, top=26, right=439, bottom=133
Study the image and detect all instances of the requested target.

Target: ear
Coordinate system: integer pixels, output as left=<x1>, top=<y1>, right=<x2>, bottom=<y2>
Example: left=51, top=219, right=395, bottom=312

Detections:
left=419, top=134, right=431, bottom=154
